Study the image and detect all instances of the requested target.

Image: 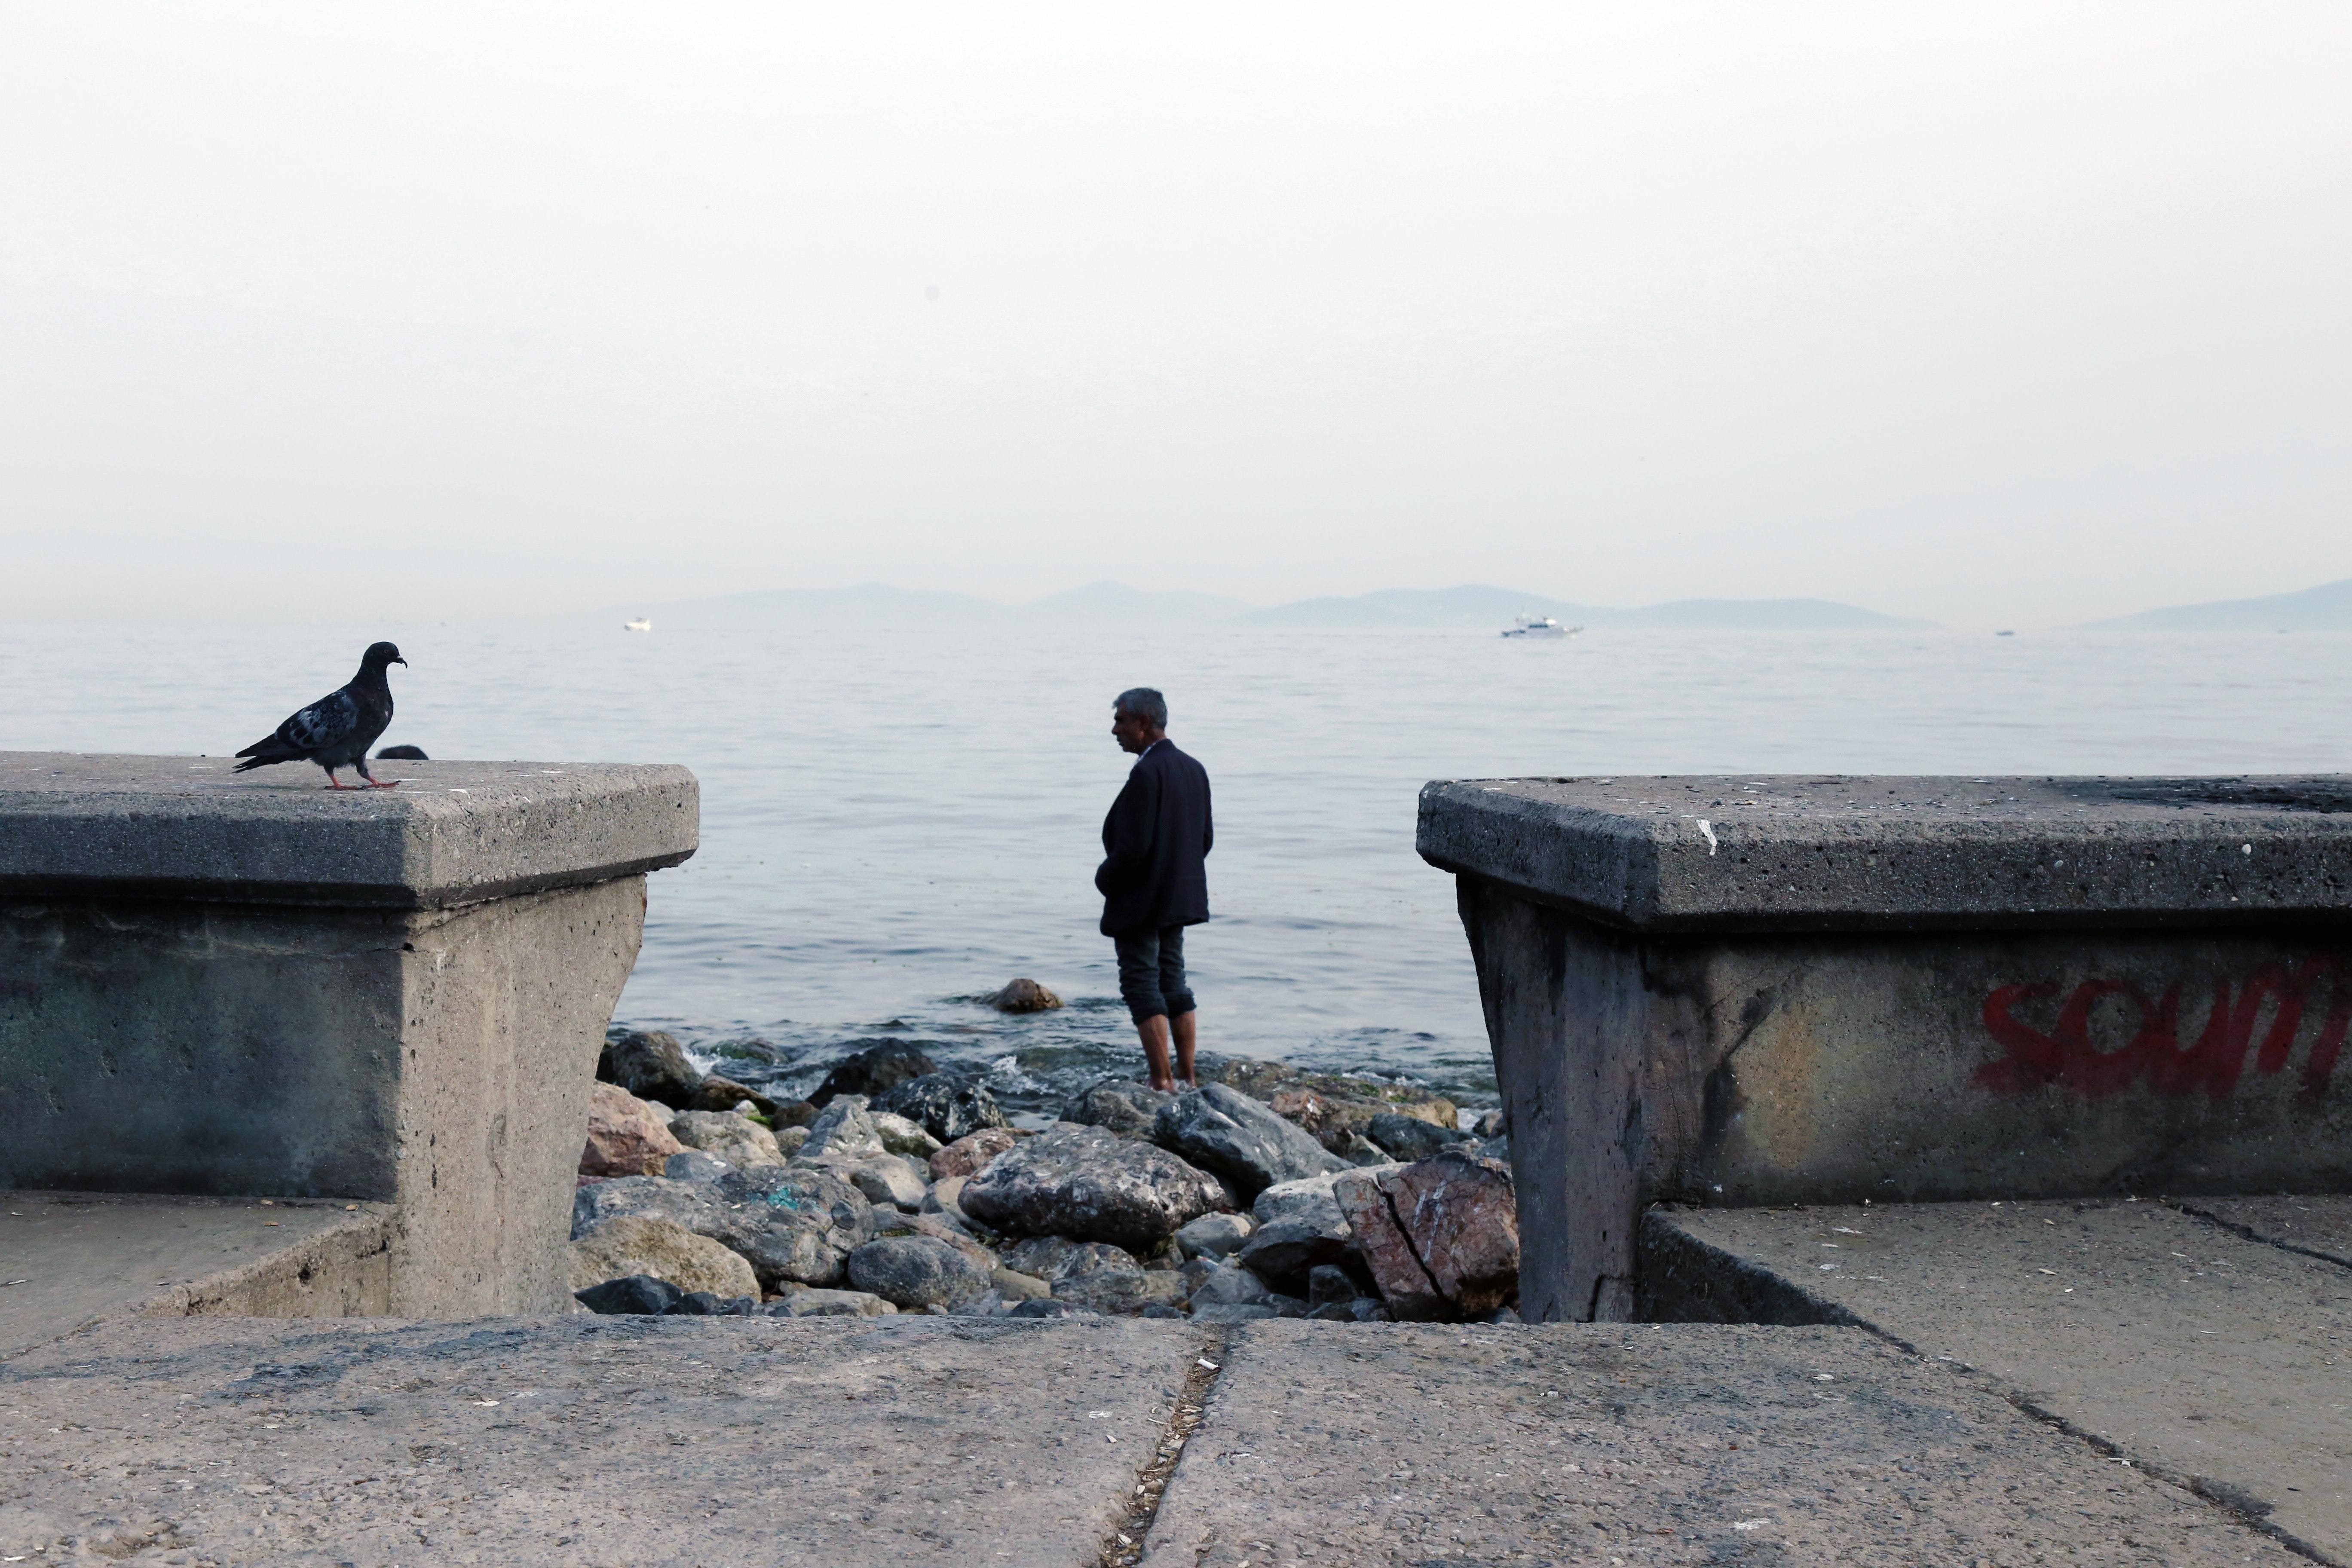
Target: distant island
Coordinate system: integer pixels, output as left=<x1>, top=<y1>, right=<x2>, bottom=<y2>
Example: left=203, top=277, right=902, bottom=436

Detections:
left=2082, top=578, right=2352, bottom=632
left=610, top=580, right=1928, bottom=631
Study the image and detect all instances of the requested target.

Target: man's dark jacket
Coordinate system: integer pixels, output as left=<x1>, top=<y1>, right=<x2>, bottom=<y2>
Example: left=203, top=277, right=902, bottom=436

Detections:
left=1096, top=740, right=1213, bottom=938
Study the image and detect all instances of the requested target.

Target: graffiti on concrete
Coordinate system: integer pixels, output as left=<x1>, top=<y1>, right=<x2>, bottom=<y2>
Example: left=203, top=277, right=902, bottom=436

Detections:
left=1977, top=958, right=2346, bottom=1101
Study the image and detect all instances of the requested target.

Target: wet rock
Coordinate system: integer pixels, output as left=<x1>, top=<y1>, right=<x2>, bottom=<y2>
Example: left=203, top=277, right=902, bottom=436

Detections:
left=1177, top=1256, right=1219, bottom=1295
left=1008, top=1297, right=1095, bottom=1318
left=663, top=1149, right=733, bottom=1182
left=1335, top=1131, right=1393, bottom=1166
left=990, top=1266, right=1052, bottom=1303
left=1463, top=1108, right=1506, bottom=1138
left=1351, top=1298, right=1393, bottom=1323
left=576, top=1275, right=683, bottom=1315
left=869, top=1111, right=945, bottom=1158
left=810, top=1041, right=938, bottom=1107
left=1154, top=1084, right=1348, bottom=1200
left=1173, top=1211, right=1253, bottom=1260
left=876, top=1074, right=1010, bottom=1145
left=1188, top=1302, right=1276, bottom=1324
left=568, top=1214, right=761, bottom=1300
left=1188, top=1263, right=1271, bottom=1308
left=376, top=744, right=429, bottom=760
left=580, top=1082, right=686, bottom=1177
left=843, top=1157, right=927, bottom=1213
left=988, top=977, right=1065, bottom=1013
left=1365, top=1112, right=1468, bottom=1163
left=1267, top=1293, right=1309, bottom=1318
left=798, top=1096, right=887, bottom=1163
left=714, top=1166, right=876, bottom=1289
left=766, top=1288, right=896, bottom=1318
left=598, top=1031, right=704, bottom=1109
left=847, top=1235, right=995, bottom=1311
left=960, top=1122, right=1224, bottom=1250
left=1333, top=1148, right=1518, bottom=1320
left=668, top=1109, right=784, bottom=1170
left=1205, top=1060, right=1458, bottom=1151
left=999, top=1234, right=1143, bottom=1283
left=1236, top=1197, right=1354, bottom=1289
left=929, top=1127, right=1019, bottom=1180
left=1303, top=1301, right=1356, bottom=1321
left=572, top=1175, right=754, bottom=1250
left=1060, top=1078, right=1176, bottom=1138
left=1053, top=1269, right=1187, bottom=1316
left=665, top=1291, right=756, bottom=1317
left=690, top=1074, right=781, bottom=1118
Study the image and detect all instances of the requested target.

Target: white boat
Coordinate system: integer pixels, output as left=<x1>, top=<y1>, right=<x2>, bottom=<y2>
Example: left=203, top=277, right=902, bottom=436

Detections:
left=623, top=618, right=652, bottom=633
left=1500, top=615, right=1577, bottom=639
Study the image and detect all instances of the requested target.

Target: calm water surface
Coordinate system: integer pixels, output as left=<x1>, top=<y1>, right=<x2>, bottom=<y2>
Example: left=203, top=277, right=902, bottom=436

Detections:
left=6, top=621, right=2347, bottom=1114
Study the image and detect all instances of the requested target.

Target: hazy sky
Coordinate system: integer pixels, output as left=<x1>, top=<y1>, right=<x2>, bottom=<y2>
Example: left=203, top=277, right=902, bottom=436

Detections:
left=4, top=4, right=2348, bottom=626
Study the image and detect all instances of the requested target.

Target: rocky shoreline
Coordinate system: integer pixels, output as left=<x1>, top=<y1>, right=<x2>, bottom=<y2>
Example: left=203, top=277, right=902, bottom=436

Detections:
left=571, top=1024, right=1519, bottom=1325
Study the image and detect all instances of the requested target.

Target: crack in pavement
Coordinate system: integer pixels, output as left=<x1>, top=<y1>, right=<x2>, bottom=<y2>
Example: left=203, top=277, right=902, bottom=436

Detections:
left=1098, top=1329, right=1232, bottom=1568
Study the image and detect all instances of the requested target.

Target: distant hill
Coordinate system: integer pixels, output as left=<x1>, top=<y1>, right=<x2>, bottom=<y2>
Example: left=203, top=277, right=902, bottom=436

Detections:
left=601, top=580, right=1922, bottom=630
left=1239, top=585, right=1923, bottom=630
left=2085, top=579, right=2352, bottom=631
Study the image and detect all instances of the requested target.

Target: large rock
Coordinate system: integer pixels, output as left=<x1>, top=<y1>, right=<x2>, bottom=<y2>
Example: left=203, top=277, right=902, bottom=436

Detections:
left=1187, top=1262, right=1271, bottom=1308
left=580, top=1082, right=686, bottom=1177
left=869, top=1111, right=945, bottom=1158
left=1154, top=1084, right=1348, bottom=1200
left=844, top=1156, right=928, bottom=1213
left=689, top=1074, right=781, bottom=1119
left=572, top=1175, right=755, bottom=1250
left=1060, top=1078, right=1176, bottom=1138
left=999, top=1234, right=1143, bottom=1284
left=1236, top=1204, right=1353, bottom=1287
left=872, top=1211, right=997, bottom=1269
left=987, top=977, right=1064, bottom=1013
left=929, top=1128, right=1018, bottom=1181
left=1173, top=1211, right=1253, bottom=1259
left=960, top=1122, right=1224, bottom=1251
left=810, top=1041, right=938, bottom=1107
left=568, top=1215, right=759, bottom=1300
left=714, top=1166, right=877, bottom=1289
left=876, top=1074, right=1009, bottom=1145
left=1365, top=1112, right=1467, bottom=1163
left=1334, top=1148, right=1518, bottom=1320
left=847, top=1236, right=994, bottom=1311
left=1052, top=1269, right=1186, bottom=1316
left=799, top=1096, right=887, bottom=1163
left=668, top=1109, right=784, bottom=1170
left=575, top=1275, right=683, bottom=1315
left=1204, top=1059, right=1458, bottom=1155
left=765, top=1288, right=897, bottom=1318
left=664, top=1149, right=734, bottom=1182
left=598, top=1030, right=704, bottom=1109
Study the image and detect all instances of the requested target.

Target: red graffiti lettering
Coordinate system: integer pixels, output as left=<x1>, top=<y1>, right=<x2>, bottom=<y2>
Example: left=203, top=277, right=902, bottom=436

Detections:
left=1976, top=958, right=2347, bottom=1102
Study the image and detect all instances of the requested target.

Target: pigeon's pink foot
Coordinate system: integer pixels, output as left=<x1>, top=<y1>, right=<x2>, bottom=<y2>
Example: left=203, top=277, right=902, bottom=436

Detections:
left=368, top=778, right=402, bottom=788
left=325, top=778, right=354, bottom=790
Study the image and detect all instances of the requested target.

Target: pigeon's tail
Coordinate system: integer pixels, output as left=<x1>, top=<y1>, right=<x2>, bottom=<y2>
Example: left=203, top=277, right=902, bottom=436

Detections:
left=232, top=737, right=300, bottom=772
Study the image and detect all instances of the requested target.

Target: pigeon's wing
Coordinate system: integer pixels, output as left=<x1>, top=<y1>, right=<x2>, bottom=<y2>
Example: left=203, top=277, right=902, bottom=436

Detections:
left=237, top=688, right=361, bottom=761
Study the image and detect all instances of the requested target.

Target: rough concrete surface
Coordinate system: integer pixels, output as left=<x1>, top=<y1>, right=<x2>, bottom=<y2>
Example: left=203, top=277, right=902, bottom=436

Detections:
left=1647, top=1199, right=2352, bottom=1560
left=0, top=753, right=697, bottom=909
left=1419, top=773, right=2352, bottom=932
left=2181, top=1194, right=2352, bottom=1271
left=1142, top=1320, right=2298, bottom=1567
left=1453, top=872, right=2352, bottom=1321
left=1, top=877, right=647, bottom=1315
left=0, top=1314, right=1200, bottom=1567
left=0, top=1193, right=392, bottom=1359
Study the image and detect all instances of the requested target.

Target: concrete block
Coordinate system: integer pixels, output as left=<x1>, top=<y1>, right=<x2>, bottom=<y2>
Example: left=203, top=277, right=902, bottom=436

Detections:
left=1642, top=1198, right=2352, bottom=1561
left=0, top=752, right=697, bottom=1315
left=1420, top=775, right=2352, bottom=1323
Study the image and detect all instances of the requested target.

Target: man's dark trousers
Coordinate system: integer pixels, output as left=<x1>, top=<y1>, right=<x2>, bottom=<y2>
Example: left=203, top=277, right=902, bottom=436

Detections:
left=1096, top=738, right=1213, bottom=1021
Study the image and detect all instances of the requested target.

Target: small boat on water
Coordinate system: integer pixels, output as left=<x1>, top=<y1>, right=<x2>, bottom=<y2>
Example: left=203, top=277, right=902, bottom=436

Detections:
left=1501, top=615, right=1578, bottom=639
left=623, top=618, right=652, bottom=633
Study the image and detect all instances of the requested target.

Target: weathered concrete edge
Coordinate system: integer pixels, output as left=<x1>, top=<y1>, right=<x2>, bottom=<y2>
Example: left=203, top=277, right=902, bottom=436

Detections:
left=5, top=1206, right=397, bottom=1364
left=1635, top=1208, right=2348, bottom=1567
left=0, top=851, right=692, bottom=912
left=1418, top=778, right=2352, bottom=933
left=2170, top=1200, right=2352, bottom=1275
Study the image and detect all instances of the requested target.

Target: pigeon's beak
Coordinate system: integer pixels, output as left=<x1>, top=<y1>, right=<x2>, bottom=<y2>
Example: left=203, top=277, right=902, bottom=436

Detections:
left=395, top=657, right=408, bottom=666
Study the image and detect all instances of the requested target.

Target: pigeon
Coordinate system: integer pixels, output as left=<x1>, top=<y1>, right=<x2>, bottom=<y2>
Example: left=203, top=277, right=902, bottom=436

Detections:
left=233, top=642, right=409, bottom=789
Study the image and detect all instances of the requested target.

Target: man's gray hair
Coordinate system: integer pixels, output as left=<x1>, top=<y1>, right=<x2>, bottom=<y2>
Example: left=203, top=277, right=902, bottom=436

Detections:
left=1114, top=687, right=1168, bottom=729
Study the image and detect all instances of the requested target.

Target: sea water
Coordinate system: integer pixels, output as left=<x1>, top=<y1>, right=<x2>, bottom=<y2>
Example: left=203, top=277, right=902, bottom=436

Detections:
left=6, top=620, right=2349, bottom=1115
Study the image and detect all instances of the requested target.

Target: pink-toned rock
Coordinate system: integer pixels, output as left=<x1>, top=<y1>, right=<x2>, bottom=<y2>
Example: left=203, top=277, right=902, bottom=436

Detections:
left=1333, top=1169, right=1445, bottom=1321
left=1334, top=1149, right=1518, bottom=1319
left=929, top=1127, right=1019, bottom=1181
left=580, top=1081, right=686, bottom=1177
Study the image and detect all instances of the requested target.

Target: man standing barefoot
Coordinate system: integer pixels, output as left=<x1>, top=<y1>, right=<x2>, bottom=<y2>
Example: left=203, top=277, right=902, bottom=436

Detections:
left=1096, top=687, right=1213, bottom=1093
